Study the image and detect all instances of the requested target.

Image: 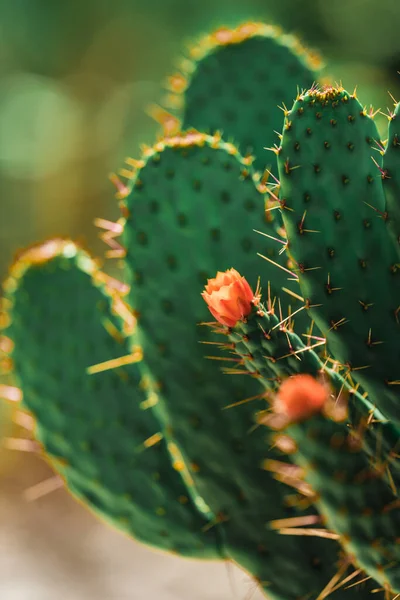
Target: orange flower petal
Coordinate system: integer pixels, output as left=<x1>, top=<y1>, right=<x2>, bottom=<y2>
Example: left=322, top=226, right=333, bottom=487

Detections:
left=276, top=375, right=329, bottom=422
left=202, top=269, right=255, bottom=327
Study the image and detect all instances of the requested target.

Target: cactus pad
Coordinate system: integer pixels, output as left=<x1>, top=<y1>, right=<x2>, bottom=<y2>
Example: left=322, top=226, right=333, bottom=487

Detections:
left=276, top=86, right=400, bottom=424
left=2, top=239, right=221, bottom=558
left=168, top=23, right=320, bottom=172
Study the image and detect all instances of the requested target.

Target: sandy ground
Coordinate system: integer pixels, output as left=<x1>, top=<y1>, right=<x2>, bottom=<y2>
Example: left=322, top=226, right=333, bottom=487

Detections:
left=0, top=442, right=265, bottom=600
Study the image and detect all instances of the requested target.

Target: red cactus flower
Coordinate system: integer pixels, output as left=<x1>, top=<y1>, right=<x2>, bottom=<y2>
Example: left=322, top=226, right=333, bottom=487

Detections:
left=275, top=374, right=329, bottom=422
left=202, top=269, right=256, bottom=327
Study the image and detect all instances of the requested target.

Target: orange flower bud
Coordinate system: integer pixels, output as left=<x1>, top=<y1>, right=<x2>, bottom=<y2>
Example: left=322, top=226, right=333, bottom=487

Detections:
left=201, top=269, right=255, bottom=327
left=275, top=374, right=329, bottom=422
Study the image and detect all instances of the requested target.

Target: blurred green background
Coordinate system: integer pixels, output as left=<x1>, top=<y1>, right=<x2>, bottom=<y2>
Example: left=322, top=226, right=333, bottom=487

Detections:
left=1, top=0, right=400, bottom=280
left=1, top=2, right=400, bottom=597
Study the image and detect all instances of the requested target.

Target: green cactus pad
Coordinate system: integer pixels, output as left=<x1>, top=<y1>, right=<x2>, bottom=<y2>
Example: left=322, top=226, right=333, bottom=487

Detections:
left=121, top=132, right=376, bottom=598
left=167, top=22, right=320, bottom=172
left=276, top=86, right=400, bottom=424
left=2, top=239, right=221, bottom=559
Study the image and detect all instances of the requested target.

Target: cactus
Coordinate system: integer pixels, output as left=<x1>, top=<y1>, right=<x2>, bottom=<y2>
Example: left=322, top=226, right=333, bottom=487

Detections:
left=201, top=273, right=400, bottom=590
left=2, top=18, right=400, bottom=600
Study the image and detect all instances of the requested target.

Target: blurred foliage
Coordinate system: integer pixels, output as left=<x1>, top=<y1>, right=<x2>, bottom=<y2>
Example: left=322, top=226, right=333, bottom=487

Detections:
left=1, top=0, right=400, bottom=279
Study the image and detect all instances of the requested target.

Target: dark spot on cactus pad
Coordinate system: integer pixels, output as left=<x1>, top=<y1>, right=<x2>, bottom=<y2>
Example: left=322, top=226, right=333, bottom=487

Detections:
left=165, top=168, right=175, bottom=180
left=237, top=89, right=253, bottom=102
left=188, top=415, right=202, bottom=429
left=159, top=530, right=169, bottom=538
left=342, top=175, right=350, bottom=185
left=244, top=199, right=256, bottom=212
left=177, top=213, right=187, bottom=227
left=137, top=231, right=148, bottom=245
left=220, top=190, right=231, bottom=203
left=240, top=139, right=253, bottom=151
left=149, top=200, right=160, bottom=214
left=222, top=108, right=237, bottom=123
left=197, top=271, right=208, bottom=284
left=237, top=490, right=248, bottom=505
left=324, top=141, right=330, bottom=149
left=192, top=179, right=202, bottom=191
left=161, top=299, right=174, bottom=314
left=232, top=439, right=245, bottom=454
left=166, top=255, right=177, bottom=270
left=311, top=557, right=323, bottom=571
left=157, top=342, right=169, bottom=356
left=210, top=228, right=221, bottom=241
left=193, top=95, right=208, bottom=109
left=257, top=111, right=270, bottom=125
left=209, top=83, right=222, bottom=96
left=347, top=142, right=355, bottom=151
left=241, top=238, right=252, bottom=252
left=255, top=70, right=269, bottom=82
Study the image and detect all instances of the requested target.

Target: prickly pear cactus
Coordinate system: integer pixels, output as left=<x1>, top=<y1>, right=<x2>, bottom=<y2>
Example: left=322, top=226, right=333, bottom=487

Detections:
left=2, top=240, right=221, bottom=558
left=3, top=18, right=400, bottom=600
